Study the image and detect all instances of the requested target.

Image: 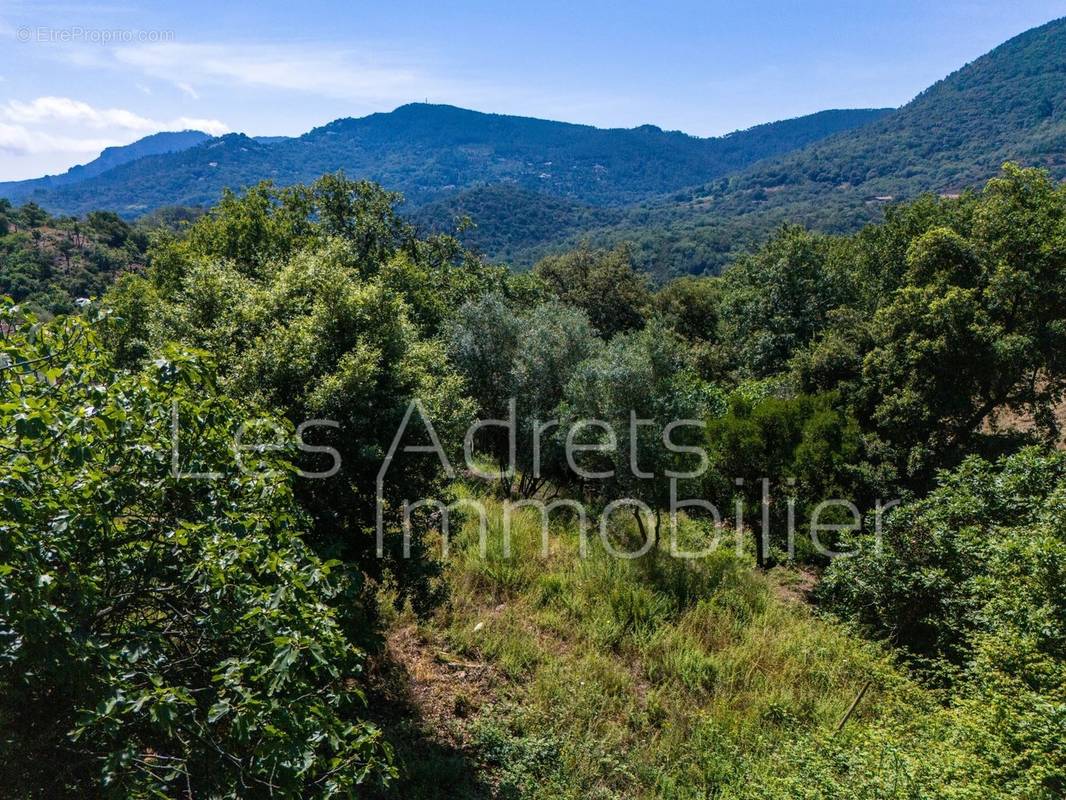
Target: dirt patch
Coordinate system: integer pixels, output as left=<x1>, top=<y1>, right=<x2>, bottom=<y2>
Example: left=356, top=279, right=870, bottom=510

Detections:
left=768, top=566, right=819, bottom=605
left=363, top=624, right=502, bottom=799
left=983, top=393, right=1066, bottom=449
left=368, top=624, right=500, bottom=748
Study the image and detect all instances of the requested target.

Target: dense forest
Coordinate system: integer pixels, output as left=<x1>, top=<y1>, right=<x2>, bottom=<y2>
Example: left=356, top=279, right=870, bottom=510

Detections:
left=0, top=200, right=148, bottom=316
left=0, top=13, right=1064, bottom=797
left=1, top=160, right=1063, bottom=797
left=418, top=16, right=1066, bottom=278
left=0, top=200, right=205, bottom=317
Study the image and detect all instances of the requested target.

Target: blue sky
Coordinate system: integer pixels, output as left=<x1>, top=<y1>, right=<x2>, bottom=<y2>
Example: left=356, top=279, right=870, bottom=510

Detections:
left=0, top=0, right=1064, bottom=180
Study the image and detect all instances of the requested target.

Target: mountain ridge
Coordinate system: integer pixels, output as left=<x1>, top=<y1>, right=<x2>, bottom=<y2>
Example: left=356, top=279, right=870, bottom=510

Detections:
left=3, top=17, right=1063, bottom=281
left=0, top=130, right=212, bottom=203
left=423, top=16, right=1066, bottom=277
left=0, top=105, right=892, bottom=216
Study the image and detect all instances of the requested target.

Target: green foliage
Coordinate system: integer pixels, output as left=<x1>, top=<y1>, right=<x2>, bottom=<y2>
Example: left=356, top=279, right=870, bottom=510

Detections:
left=808, top=164, right=1066, bottom=482
left=821, top=448, right=1066, bottom=796
left=533, top=244, right=650, bottom=337
left=559, top=324, right=724, bottom=537
left=0, top=203, right=149, bottom=317
left=411, top=183, right=618, bottom=268
left=705, top=391, right=872, bottom=565
left=0, top=303, right=392, bottom=797
left=648, top=275, right=721, bottom=344
left=447, top=293, right=600, bottom=494
left=109, top=176, right=488, bottom=607
left=820, top=448, right=1066, bottom=667
left=648, top=275, right=727, bottom=380
left=718, top=225, right=841, bottom=377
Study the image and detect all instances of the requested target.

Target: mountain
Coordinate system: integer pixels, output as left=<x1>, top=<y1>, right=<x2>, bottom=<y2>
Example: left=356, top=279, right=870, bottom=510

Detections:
left=5, top=18, right=1062, bottom=279
left=524, top=16, right=1066, bottom=278
left=410, top=183, right=618, bottom=265
left=0, top=130, right=212, bottom=204
left=0, top=105, right=891, bottom=217
left=680, top=16, right=1066, bottom=218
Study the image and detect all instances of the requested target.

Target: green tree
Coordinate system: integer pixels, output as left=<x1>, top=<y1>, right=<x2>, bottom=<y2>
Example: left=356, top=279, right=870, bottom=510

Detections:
left=447, top=294, right=599, bottom=496
left=649, top=275, right=721, bottom=344
left=17, top=202, right=48, bottom=229
left=0, top=302, right=392, bottom=797
left=705, top=391, right=869, bottom=567
left=86, top=210, right=132, bottom=249
left=718, top=225, right=843, bottom=377
left=108, top=177, right=483, bottom=609
left=560, top=324, right=721, bottom=545
left=511, top=301, right=600, bottom=495
left=858, top=165, right=1066, bottom=482
left=533, top=244, right=650, bottom=337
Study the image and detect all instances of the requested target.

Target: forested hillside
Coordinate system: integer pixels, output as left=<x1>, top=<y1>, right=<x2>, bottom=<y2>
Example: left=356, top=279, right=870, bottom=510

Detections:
left=0, top=199, right=153, bottom=316
left=411, top=17, right=1066, bottom=278
left=0, top=105, right=890, bottom=217
left=0, top=130, right=212, bottom=205
left=522, top=15, right=1066, bottom=278
left=4, top=19, right=1064, bottom=281
left=2, top=12, right=1065, bottom=798
left=410, top=184, right=618, bottom=266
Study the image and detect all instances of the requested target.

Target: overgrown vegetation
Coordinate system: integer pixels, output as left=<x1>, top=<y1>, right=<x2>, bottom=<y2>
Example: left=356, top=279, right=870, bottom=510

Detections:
left=377, top=496, right=1060, bottom=798
left=0, top=306, right=393, bottom=796
left=1, top=159, right=1063, bottom=796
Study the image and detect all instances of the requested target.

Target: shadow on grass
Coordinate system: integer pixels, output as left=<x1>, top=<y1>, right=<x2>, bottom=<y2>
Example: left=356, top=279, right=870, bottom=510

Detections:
left=363, top=643, right=497, bottom=800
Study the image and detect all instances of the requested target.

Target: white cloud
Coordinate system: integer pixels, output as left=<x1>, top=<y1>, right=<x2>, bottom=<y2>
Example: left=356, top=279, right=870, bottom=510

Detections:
left=175, top=81, right=199, bottom=100
left=21, top=31, right=618, bottom=132
left=6, top=95, right=155, bottom=129
left=109, top=41, right=497, bottom=106
left=1, top=95, right=228, bottom=135
left=0, top=96, right=229, bottom=180
left=0, top=120, right=116, bottom=155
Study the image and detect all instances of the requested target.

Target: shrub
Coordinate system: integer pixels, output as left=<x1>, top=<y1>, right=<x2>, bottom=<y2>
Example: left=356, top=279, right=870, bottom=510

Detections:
left=0, top=303, right=393, bottom=797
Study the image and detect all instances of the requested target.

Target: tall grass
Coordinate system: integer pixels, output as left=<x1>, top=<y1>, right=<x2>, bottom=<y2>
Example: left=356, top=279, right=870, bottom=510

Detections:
left=388, top=489, right=1021, bottom=798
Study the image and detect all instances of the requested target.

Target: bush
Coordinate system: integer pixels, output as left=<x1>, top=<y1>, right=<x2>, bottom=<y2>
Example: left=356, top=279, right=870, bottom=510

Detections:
left=0, top=303, right=392, bottom=797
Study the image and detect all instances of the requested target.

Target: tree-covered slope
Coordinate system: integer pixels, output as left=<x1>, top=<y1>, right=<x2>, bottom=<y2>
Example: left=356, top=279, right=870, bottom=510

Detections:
left=0, top=201, right=151, bottom=316
left=535, top=16, right=1066, bottom=278
left=5, top=163, right=1063, bottom=799
left=409, top=183, right=618, bottom=266
left=1, top=105, right=890, bottom=217
left=667, top=15, right=1066, bottom=222
left=291, top=105, right=892, bottom=207
left=0, top=130, right=211, bottom=204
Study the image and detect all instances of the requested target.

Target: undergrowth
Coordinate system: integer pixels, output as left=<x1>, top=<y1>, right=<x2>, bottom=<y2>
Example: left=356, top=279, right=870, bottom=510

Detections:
left=380, top=488, right=1050, bottom=799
